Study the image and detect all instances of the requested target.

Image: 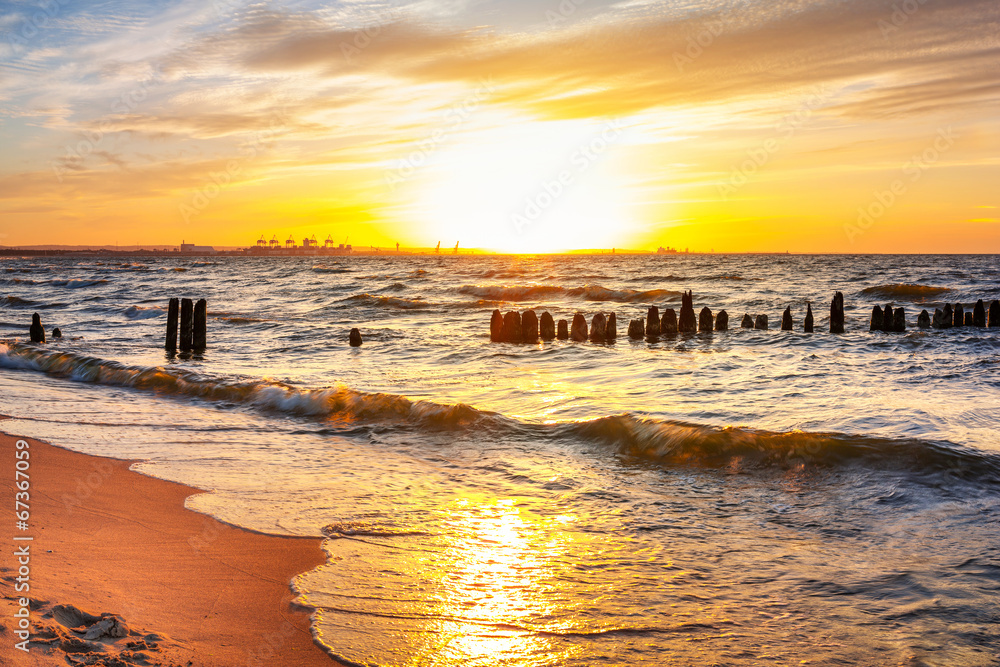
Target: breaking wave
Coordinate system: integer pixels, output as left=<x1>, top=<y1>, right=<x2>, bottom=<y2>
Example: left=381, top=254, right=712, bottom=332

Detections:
left=459, top=284, right=682, bottom=304
left=124, top=305, right=164, bottom=320
left=344, top=294, right=429, bottom=310
left=1, top=343, right=996, bottom=484
left=49, top=279, right=109, bottom=288
left=860, top=284, right=952, bottom=301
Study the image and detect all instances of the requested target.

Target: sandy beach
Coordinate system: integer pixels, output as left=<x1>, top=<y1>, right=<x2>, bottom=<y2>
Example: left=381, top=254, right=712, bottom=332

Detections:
left=0, top=428, right=335, bottom=666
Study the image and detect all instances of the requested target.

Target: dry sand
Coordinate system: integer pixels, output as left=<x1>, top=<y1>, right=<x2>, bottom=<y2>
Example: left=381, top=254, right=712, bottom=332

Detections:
left=0, top=429, right=337, bottom=666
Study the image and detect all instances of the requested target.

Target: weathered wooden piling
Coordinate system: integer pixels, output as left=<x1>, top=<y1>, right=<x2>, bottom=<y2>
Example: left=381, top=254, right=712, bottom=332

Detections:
left=557, top=319, right=569, bottom=340
left=972, top=299, right=986, bottom=327
left=179, top=298, right=194, bottom=351
left=606, top=313, right=617, bottom=339
left=933, top=307, right=949, bottom=329
left=661, top=309, right=677, bottom=333
left=989, top=300, right=1000, bottom=327
left=699, top=307, right=713, bottom=332
left=741, top=313, right=754, bottom=329
left=29, top=313, right=45, bottom=343
left=964, top=312, right=973, bottom=326
left=349, top=328, right=363, bottom=347
left=716, top=310, right=729, bottom=331
left=804, top=304, right=814, bottom=333
left=781, top=306, right=793, bottom=331
left=679, top=291, right=696, bottom=333
left=881, top=304, right=894, bottom=332
left=590, top=313, right=607, bottom=342
left=193, top=299, right=207, bottom=350
left=755, top=314, right=769, bottom=330
left=917, top=310, right=930, bottom=329
left=646, top=306, right=660, bottom=336
left=830, top=292, right=845, bottom=334
left=870, top=305, right=883, bottom=332
left=522, top=310, right=539, bottom=342
left=571, top=314, right=588, bottom=342
left=953, top=303, right=965, bottom=327
left=52, top=327, right=62, bottom=338
left=491, top=310, right=505, bottom=342
left=540, top=312, right=556, bottom=341
left=165, top=298, right=179, bottom=351
left=628, top=319, right=644, bottom=339
left=893, top=307, right=906, bottom=332
left=503, top=311, right=523, bottom=343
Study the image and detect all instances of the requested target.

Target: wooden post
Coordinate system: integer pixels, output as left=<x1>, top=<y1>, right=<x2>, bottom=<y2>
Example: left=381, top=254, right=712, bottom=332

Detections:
left=570, top=313, right=588, bottom=342
left=754, top=314, right=769, bottom=330
left=781, top=306, right=793, bottom=331
left=165, top=298, right=179, bottom=351
left=349, top=328, right=363, bottom=347
left=557, top=320, right=569, bottom=340
left=953, top=303, right=964, bottom=327
left=715, top=310, right=729, bottom=331
left=678, top=291, right=696, bottom=332
left=741, top=313, right=754, bottom=328
left=193, top=299, right=207, bottom=350
left=699, top=307, right=713, bottom=332
left=870, top=305, right=883, bottom=332
left=917, top=310, right=930, bottom=328
left=29, top=313, right=45, bottom=343
left=179, top=298, right=193, bottom=351
left=540, top=312, right=556, bottom=341
left=989, top=300, right=1000, bottom=327
left=522, top=310, right=539, bottom=342
left=972, top=299, right=986, bottom=327
left=503, top=311, right=523, bottom=343
left=830, top=292, right=845, bottom=333
left=804, top=304, right=814, bottom=333
left=491, top=310, right=505, bottom=342
left=628, top=319, right=644, bottom=339
left=646, top=306, right=660, bottom=336
left=661, top=308, right=677, bottom=333
left=893, top=307, right=905, bottom=332
left=590, top=313, right=607, bottom=342
left=606, top=313, right=617, bottom=340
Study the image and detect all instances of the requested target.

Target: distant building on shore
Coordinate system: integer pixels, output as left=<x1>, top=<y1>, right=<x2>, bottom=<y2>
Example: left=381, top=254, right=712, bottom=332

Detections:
left=180, top=241, right=217, bottom=254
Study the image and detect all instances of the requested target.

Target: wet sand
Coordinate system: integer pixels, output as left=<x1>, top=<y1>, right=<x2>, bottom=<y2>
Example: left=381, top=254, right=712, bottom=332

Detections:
left=0, top=429, right=336, bottom=666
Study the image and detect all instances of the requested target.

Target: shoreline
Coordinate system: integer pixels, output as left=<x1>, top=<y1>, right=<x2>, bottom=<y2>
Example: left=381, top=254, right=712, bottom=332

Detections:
left=0, top=428, right=337, bottom=666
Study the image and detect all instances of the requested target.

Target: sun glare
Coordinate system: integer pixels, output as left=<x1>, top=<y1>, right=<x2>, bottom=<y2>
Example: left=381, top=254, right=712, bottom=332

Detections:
left=399, top=115, right=642, bottom=253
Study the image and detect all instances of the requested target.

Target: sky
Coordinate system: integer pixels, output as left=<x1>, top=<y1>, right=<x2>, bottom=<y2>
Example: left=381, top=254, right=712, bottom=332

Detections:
left=0, top=0, right=998, bottom=253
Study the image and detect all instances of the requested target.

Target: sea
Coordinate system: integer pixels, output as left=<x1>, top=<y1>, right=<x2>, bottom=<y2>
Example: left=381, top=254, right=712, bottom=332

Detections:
left=1, top=253, right=999, bottom=666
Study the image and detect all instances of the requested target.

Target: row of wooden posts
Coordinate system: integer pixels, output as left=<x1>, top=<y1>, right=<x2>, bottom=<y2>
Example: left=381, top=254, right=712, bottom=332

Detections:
left=490, top=292, right=1000, bottom=343
left=165, top=297, right=208, bottom=352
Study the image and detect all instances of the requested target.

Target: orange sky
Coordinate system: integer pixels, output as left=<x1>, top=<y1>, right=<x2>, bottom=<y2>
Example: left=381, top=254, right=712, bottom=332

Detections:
left=0, top=0, right=998, bottom=252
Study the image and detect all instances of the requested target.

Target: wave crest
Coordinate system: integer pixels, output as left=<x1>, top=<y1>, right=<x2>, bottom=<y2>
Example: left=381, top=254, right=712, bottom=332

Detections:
left=860, top=284, right=951, bottom=301
left=459, top=284, right=682, bottom=303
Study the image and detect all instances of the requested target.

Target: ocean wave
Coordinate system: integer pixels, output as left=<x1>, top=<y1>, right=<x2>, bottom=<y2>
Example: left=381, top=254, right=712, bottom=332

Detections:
left=1, top=342, right=995, bottom=484
left=124, top=305, right=164, bottom=320
left=313, top=265, right=352, bottom=274
left=2, top=295, right=35, bottom=307
left=459, top=284, right=682, bottom=303
left=345, top=294, right=429, bottom=310
left=49, top=279, right=109, bottom=288
left=860, top=284, right=951, bottom=301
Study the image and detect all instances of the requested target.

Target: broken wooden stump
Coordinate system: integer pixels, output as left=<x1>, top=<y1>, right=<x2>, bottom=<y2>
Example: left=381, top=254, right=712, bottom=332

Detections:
left=29, top=312, right=45, bottom=343
left=52, top=327, right=62, bottom=338
left=661, top=309, right=677, bottom=333
left=193, top=299, right=207, bottom=350
left=989, top=300, right=1000, bottom=327
left=166, top=298, right=179, bottom=351
left=972, top=299, right=986, bottom=327
left=491, top=310, right=505, bottom=342
left=781, top=306, right=793, bottom=331
left=503, top=311, right=523, bottom=343
left=953, top=303, right=965, bottom=327
left=755, top=314, right=769, bottom=330
left=715, top=310, right=729, bottom=331
left=590, top=313, right=607, bottom=342
left=917, top=310, right=930, bottom=329
left=699, top=307, right=713, bottom=332
left=964, top=312, right=973, bottom=326
left=830, top=292, right=845, bottom=334
left=179, top=298, right=194, bottom=351
left=678, top=291, right=696, bottom=333
left=540, top=312, right=556, bottom=341
left=557, top=319, right=569, bottom=340
left=804, top=304, right=814, bottom=333
left=522, top=310, right=539, bottom=342
left=349, top=328, right=363, bottom=347
left=628, top=319, right=644, bottom=339
left=870, top=305, right=884, bottom=332
left=741, top=313, right=754, bottom=329
left=571, top=313, right=588, bottom=342
left=646, top=306, right=660, bottom=337
left=606, top=313, right=617, bottom=339
left=892, top=307, right=906, bottom=332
